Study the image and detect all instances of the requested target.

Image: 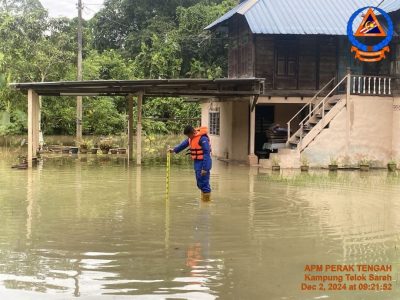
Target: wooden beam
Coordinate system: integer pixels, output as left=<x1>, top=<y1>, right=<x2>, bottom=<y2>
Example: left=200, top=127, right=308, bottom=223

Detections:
left=127, top=94, right=134, bottom=161
left=250, top=95, right=259, bottom=112
left=136, top=91, right=143, bottom=165
left=28, top=89, right=39, bottom=167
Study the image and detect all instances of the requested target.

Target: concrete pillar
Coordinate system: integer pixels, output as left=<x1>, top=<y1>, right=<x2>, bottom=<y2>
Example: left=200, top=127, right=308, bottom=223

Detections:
left=136, top=91, right=143, bottom=165
left=127, top=94, right=134, bottom=161
left=248, top=104, right=258, bottom=165
left=76, top=96, right=83, bottom=143
left=28, top=89, right=40, bottom=167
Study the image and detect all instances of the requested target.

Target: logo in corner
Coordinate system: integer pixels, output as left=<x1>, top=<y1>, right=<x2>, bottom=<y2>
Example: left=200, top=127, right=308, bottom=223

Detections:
left=347, top=7, right=393, bottom=62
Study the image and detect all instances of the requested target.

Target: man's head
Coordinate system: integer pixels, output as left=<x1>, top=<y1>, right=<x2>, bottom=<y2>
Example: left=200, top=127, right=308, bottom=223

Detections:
left=184, top=125, right=196, bottom=139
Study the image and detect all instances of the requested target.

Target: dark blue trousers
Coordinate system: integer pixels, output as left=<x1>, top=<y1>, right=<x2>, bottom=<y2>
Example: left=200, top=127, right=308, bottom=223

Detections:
left=195, top=169, right=211, bottom=193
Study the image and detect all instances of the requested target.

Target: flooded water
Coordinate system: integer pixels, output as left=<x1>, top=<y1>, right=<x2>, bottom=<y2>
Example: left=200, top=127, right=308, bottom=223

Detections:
left=0, top=157, right=400, bottom=299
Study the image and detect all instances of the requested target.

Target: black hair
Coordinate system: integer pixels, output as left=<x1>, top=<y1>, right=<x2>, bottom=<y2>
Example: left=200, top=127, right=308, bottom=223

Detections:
left=183, top=125, right=195, bottom=135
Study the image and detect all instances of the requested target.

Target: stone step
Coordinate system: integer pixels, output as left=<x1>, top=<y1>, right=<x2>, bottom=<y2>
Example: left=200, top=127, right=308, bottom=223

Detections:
left=303, top=126, right=313, bottom=132
left=308, top=119, right=318, bottom=125
left=277, top=148, right=297, bottom=155
left=262, top=150, right=301, bottom=169
left=328, top=98, right=341, bottom=105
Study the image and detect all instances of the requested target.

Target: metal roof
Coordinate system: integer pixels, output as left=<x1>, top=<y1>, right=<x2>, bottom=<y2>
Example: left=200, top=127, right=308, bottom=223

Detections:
left=205, top=0, right=400, bottom=35
left=10, top=78, right=265, bottom=98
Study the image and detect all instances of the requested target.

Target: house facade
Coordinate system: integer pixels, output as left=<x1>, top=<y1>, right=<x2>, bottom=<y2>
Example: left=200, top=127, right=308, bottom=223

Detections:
left=203, top=0, right=400, bottom=168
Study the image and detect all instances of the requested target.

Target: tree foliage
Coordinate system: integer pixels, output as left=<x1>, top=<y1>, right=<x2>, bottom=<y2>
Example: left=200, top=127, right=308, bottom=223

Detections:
left=0, top=0, right=235, bottom=136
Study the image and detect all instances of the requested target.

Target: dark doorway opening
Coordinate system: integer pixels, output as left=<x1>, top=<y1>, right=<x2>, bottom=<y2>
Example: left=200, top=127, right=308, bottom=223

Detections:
left=255, top=105, right=274, bottom=158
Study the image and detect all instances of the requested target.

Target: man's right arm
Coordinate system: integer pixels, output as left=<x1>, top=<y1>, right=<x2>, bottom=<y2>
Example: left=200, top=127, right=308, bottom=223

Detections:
left=173, top=139, right=189, bottom=154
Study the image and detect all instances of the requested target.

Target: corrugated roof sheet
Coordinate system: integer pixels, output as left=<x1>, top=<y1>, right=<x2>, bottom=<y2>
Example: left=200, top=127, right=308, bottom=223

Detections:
left=205, top=0, right=400, bottom=35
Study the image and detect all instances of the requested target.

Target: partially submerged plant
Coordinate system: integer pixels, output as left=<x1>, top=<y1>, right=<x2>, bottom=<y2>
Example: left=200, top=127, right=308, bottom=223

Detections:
left=99, top=139, right=113, bottom=151
left=359, top=157, right=370, bottom=166
left=329, top=156, right=338, bottom=166
left=388, top=159, right=397, bottom=172
left=79, top=139, right=92, bottom=149
left=300, top=155, right=309, bottom=166
left=271, top=156, right=280, bottom=167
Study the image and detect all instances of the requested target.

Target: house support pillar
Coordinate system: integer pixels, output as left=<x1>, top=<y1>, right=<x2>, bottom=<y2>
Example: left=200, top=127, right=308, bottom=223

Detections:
left=248, top=104, right=258, bottom=166
left=128, top=94, right=134, bottom=161
left=28, top=89, right=40, bottom=168
left=136, top=91, right=143, bottom=165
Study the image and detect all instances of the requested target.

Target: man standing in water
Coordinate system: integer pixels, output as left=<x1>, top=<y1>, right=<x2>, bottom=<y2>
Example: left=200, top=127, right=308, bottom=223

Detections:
left=169, top=125, right=212, bottom=201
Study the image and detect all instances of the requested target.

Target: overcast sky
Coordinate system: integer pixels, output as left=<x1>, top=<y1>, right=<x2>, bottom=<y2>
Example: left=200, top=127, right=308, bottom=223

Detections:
left=40, top=0, right=104, bottom=19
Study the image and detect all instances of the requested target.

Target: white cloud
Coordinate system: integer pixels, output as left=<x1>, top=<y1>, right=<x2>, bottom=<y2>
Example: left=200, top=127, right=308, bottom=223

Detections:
left=40, top=0, right=104, bottom=20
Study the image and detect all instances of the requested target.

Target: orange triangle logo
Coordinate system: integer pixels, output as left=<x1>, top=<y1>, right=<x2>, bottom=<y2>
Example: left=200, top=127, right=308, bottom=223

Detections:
left=354, top=8, right=386, bottom=37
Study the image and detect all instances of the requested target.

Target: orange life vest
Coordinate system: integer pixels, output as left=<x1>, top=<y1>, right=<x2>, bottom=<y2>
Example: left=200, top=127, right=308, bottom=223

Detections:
left=189, top=127, right=210, bottom=160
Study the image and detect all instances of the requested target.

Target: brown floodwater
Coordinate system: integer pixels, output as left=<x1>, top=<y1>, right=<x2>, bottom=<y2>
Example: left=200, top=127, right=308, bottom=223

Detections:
left=0, top=156, right=400, bottom=299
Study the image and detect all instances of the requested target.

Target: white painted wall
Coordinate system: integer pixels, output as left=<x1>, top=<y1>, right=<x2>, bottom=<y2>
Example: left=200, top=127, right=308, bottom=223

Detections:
left=303, top=95, right=395, bottom=167
left=201, top=100, right=249, bottom=161
left=203, top=95, right=399, bottom=167
left=232, top=101, right=250, bottom=161
left=392, top=96, right=400, bottom=159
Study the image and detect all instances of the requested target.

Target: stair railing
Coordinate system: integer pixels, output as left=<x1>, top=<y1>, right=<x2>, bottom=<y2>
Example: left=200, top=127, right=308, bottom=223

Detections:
left=287, top=77, right=335, bottom=143
left=297, top=74, right=349, bottom=149
left=351, top=75, right=392, bottom=95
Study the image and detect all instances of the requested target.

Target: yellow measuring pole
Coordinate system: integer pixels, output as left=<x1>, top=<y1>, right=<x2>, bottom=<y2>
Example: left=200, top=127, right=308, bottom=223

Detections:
left=165, top=149, right=171, bottom=198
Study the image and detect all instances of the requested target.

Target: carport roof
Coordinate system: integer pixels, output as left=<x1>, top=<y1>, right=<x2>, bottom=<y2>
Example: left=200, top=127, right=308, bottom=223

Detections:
left=10, top=78, right=265, bottom=98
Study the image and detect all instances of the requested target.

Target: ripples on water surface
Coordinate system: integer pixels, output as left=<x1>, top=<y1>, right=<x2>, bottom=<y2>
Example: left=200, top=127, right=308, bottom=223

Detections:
left=0, top=157, right=400, bottom=299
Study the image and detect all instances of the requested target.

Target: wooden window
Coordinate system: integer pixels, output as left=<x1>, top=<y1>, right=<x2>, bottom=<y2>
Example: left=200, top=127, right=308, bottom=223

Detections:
left=275, top=44, right=298, bottom=77
left=209, top=110, right=220, bottom=136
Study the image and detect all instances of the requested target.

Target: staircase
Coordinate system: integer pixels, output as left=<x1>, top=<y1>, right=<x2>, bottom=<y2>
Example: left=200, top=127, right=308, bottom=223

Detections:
left=286, top=74, right=349, bottom=153
left=287, top=95, right=346, bottom=151
left=259, top=73, right=394, bottom=168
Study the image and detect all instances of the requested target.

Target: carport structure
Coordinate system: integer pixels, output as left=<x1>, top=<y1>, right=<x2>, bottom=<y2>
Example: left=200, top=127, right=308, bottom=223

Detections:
left=10, top=78, right=264, bottom=167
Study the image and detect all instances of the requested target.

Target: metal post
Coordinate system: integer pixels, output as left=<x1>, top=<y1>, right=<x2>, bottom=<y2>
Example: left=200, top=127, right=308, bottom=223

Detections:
left=299, top=123, right=304, bottom=150
left=346, top=68, right=351, bottom=157
left=346, top=68, right=351, bottom=106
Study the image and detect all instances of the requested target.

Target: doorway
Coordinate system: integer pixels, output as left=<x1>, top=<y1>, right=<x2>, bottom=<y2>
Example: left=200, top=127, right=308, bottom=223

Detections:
left=255, top=105, right=274, bottom=157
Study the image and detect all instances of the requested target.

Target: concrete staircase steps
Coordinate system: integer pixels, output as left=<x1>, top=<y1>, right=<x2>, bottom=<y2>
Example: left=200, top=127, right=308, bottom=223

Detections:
left=308, top=119, right=318, bottom=124
left=259, top=149, right=301, bottom=169
left=286, top=94, right=346, bottom=153
left=328, top=98, right=341, bottom=105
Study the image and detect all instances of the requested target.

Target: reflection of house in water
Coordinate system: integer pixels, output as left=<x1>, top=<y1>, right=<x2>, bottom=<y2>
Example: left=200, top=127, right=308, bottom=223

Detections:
left=203, top=0, right=400, bottom=167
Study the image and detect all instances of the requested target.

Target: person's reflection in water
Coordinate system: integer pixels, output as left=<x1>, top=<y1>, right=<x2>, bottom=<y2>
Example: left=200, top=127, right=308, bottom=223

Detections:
left=185, top=202, right=211, bottom=286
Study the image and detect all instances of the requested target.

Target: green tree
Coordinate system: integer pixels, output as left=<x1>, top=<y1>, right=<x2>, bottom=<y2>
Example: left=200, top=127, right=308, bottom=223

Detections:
left=83, top=97, right=125, bottom=135
left=132, top=33, right=182, bottom=79
left=143, top=97, right=200, bottom=134
left=176, top=0, right=235, bottom=78
left=0, top=0, right=235, bottom=136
